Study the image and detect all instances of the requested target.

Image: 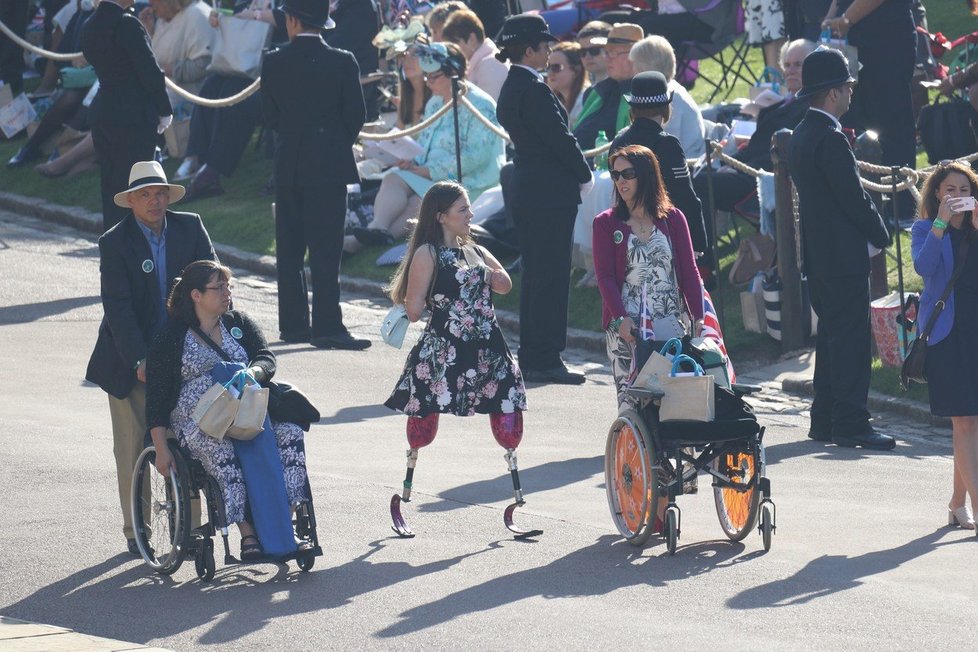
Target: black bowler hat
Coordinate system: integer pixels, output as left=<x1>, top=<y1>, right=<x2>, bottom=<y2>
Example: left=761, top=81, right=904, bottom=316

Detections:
left=624, top=71, right=673, bottom=107
left=796, top=47, right=855, bottom=99
left=495, top=13, right=557, bottom=47
left=281, top=0, right=335, bottom=30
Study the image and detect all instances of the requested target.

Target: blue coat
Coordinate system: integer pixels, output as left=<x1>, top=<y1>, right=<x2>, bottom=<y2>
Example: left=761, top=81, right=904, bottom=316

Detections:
left=911, top=219, right=959, bottom=346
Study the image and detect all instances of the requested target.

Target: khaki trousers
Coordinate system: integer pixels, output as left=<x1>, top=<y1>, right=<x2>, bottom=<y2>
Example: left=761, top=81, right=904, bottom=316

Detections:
left=107, top=382, right=147, bottom=541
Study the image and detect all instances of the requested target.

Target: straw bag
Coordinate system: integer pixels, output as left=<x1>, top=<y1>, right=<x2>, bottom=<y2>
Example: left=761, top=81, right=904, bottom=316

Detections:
left=659, top=354, right=715, bottom=423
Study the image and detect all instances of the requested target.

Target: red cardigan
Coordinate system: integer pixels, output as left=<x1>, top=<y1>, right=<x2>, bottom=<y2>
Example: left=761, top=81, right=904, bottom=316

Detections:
left=592, top=207, right=704, bottom=330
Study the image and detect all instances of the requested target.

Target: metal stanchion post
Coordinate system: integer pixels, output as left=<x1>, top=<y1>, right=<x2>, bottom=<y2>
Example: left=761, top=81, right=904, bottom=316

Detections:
left=451, top=76, right=463, bottom=183
left=892, top=166, right=908, bottom=355
left=704, top=141, right=724, bottom=329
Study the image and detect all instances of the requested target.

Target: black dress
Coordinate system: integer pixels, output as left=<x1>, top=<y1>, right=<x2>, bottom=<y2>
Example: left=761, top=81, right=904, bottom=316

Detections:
left=926, top=228, right=978, bottom=417
left=385, top=247, right=527, bottom=417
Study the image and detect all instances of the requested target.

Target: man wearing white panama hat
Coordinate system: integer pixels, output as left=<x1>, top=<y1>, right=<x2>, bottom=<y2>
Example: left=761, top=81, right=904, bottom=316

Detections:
left=86, top=160, right=217, bottom=555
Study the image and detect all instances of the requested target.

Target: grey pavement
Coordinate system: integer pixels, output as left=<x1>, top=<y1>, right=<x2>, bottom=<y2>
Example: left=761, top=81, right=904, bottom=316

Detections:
left=0, top=210, right=975, bottom=651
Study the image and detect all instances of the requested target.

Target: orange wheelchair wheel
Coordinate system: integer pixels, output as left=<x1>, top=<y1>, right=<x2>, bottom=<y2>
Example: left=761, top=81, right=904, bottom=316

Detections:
left=605, top=412, right=658, bottom=547
left=712, top=446, right=761, bottom=541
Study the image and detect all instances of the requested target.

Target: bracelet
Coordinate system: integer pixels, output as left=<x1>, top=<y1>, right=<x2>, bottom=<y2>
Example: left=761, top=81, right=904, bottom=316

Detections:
left=840, top=13, right=851, bottom=27
left=609, top=316, right=625, bottom=331
left=933, top=218, right=948, bottom=230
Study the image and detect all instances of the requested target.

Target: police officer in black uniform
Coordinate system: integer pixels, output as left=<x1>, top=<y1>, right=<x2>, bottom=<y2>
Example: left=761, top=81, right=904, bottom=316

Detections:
left=261, top=0, right=369, bottom=350
left=81, top=0, right=172, bottom=232
left=610, top=71, right=707, bottom=260
left=788, top=48, right=893, bottom=451
left=496, top=14, right=593, bottom=385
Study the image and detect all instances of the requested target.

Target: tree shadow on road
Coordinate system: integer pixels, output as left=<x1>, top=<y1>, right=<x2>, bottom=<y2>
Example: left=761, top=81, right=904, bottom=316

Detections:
left=417, top=455, right=603, bottom=513
left=0, top=295, right=101, bottom=324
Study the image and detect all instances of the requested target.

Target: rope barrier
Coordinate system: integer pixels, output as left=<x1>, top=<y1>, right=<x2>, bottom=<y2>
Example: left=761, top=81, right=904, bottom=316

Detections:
left=0, top=16, right=79, bottom=61
left=359, top=98, right=456, bottom=140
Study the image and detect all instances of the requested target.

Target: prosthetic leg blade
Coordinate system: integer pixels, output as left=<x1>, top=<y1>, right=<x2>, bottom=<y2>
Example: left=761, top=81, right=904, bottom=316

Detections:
left=390, top=494, right=415, bottom=538
left=503, top=501, right=543, bottom=539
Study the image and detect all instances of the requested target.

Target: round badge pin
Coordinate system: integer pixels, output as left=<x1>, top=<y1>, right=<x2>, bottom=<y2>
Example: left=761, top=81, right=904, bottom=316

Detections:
left=142, top=259, right=154, bottom=273
left=613, top=230, right=623, bottom=244
left=230, top=327, right=243, bottom=340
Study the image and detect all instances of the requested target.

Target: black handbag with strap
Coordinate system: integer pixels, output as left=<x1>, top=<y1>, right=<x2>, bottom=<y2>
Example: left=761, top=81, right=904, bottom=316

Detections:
left=191, top=324, right=321, bottom=431
left=901, top=232, right=972, bottom=389
left=917, top=95, right=978, bottom=165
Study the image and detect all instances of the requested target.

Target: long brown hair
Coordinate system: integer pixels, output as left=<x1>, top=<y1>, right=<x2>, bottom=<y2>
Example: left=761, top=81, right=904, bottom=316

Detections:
left=388, top=182, right=471, bottom=304
left=549, top=42, right=588, bottom=113
left=918, top=161, right=978, bottom=220
left=167, top=260, right=232, bottom=327
left=609, top=145, right=673, bottom=221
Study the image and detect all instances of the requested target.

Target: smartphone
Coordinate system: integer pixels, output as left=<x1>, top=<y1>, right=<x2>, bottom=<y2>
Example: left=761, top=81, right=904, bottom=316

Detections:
left=956, top=196, right=977, bottom=211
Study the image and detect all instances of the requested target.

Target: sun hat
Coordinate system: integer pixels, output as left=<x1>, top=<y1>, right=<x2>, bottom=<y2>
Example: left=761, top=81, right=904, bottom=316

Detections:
left=112, top=161, right=186, bottom=208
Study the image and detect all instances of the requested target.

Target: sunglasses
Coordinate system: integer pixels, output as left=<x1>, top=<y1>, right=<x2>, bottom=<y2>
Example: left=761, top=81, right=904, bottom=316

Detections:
left=581, top=46, right=604, bottom=57
left=424, top=71, right=445, bottom=81
left=547, top=63, right=566, bottom=74
left=610, top=167, right=638, bottom=181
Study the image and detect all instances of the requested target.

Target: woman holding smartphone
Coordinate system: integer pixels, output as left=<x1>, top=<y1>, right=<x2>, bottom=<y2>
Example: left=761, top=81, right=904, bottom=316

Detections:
left=911, top=161, right=978, bottom=532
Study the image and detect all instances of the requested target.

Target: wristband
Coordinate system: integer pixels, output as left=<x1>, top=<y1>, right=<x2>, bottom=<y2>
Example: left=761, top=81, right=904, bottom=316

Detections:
left=933, top=218, right=948, bottom=230
left=609, top=316, right=625, bottom=331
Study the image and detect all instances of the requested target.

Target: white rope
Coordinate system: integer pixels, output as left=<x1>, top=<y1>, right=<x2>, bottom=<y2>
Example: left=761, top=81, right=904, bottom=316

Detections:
left=459, top=95, right=510, bottom=142
left=359, top=99, right=456, bottom=140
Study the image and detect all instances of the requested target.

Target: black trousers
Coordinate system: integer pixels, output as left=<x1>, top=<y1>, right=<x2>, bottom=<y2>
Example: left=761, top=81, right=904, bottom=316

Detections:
left=512, top=198, right=576, bottom=371
left=808, top=273, right=873, bottom=434
left=92, top=119, right=158, bottom=232
left=0, top=0, right=29, bottom=94
left=186, top=75, right=262, bottom=177
left=275, top=183, right=348, bottom=338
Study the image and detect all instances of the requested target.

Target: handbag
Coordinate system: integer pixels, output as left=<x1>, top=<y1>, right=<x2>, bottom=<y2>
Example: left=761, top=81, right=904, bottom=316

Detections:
left=917, top=95, right=978, bottom=165
left=901, top=234, right=972, bottom=389
left=192, top=380, right=239, bottom=439
left=659, top=354, right=715, bottom=423
left=207, top=14, right=271, bottom=79
left=59, top=65, right=97, bottom=90
left=380, top=244, right=442, bottom=348
left=633, top=338, right=683, bottom=392
left=225, top=375, right=270, bottom=440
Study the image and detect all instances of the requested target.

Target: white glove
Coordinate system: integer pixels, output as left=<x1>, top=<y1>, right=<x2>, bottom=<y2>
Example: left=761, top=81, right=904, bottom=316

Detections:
left=157, top=114, right=173, bottom=135
left=579, top=173, right=594, bottom=197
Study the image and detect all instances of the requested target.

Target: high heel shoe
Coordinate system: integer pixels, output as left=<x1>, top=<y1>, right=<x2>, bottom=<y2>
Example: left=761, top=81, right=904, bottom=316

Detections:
left=947, top=505, right=976, bottom=530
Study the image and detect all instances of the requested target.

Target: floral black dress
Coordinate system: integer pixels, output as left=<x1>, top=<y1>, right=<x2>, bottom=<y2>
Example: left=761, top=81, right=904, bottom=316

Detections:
left=385, top=246, right=527, bottom=417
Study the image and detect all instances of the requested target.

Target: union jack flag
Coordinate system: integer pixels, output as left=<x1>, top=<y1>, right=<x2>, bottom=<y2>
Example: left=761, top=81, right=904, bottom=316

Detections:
left=701, top=288, right=736, bottom=383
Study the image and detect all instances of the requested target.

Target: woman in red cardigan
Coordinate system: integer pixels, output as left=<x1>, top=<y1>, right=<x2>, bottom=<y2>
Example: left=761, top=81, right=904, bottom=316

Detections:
left=592, top=145, right=704, bottom=409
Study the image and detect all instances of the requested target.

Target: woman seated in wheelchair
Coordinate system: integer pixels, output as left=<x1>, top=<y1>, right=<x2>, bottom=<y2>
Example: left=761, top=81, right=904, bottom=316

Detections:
left=146, top=260, right=309, bottom=561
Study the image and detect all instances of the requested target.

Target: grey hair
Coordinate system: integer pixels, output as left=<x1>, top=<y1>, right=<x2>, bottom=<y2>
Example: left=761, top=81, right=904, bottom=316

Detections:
left=780, top=38, right=817, bottom=67
left=629, top=35, right=676, bottom=82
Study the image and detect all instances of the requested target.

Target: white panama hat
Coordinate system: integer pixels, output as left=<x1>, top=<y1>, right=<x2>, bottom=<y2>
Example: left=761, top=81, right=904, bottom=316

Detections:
left=113, top=160, right=186, bottom=208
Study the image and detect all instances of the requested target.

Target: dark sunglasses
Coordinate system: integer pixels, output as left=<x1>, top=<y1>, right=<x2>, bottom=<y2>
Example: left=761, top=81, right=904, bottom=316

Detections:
left=581, top=46, right=604, bottom=57
left=547, top=63, right=566, bottom=74
left=610, top=167, right=638, bottom=181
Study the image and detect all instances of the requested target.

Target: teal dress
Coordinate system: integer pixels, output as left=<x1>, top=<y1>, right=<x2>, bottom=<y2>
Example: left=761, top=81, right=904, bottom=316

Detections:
left=393, top=82, right=504, bottom=202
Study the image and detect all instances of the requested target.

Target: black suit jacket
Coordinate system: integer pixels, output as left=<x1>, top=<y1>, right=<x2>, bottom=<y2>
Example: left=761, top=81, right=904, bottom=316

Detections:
left=611, top=117, right=708, bottom=254
left=736, top=96, right=809, bottom=171
left=86, top=211, right=217, bottom=399
left=261, top=35, right=365, bottom=187
left=496, top=66, right=591, bottom=208
left=788, top=109, right=889, bottom=280
left=80, top=1, right=171, bottom=131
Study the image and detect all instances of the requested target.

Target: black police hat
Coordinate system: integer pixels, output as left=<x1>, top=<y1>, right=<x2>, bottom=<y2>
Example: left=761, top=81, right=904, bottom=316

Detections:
left=796, top=47, right=855, bottom=99
left=281, top=0, right=334, bottom=30
left=624, top=71, right=673, bottom=107
left=495, top=14, right=557, bottom=47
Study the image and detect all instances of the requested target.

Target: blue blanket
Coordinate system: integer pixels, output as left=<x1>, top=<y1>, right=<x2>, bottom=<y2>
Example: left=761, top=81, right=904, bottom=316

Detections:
left=211, top=362, right=297, bottom=558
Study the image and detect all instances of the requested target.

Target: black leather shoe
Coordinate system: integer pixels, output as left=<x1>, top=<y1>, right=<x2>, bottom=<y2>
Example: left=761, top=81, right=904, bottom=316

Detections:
left=807, top=426, right=832, bottom=442
left=7, top=146, right=39, bottom=168
left=311, top=333, right=372, bottom=350
left=280, top=330, right=311, bottom=343
left=832, top=431, right=896, bottom=451
left=127, top=539, right=140, bottom=556
left=522, top=365, right=586, bottom=385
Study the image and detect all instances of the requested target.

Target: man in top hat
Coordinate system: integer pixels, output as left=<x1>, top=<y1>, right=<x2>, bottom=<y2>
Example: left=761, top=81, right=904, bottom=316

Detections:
left=86, top=160, right=217, bottom=555
left=81, top=0, right=173, bottom=232
left=610, top=71, right=708, bottom=266
left=788, top=47, right=893, bottom=451
left=589, top=22, right=644, bottom=136
left=261, top=0, right=369, bottom=350
left=496, top=13, right=593, bottom=384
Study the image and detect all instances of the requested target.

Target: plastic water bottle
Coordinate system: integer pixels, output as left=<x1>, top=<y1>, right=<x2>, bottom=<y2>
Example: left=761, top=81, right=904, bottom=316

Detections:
left=594, top=130, right=609, bottom=170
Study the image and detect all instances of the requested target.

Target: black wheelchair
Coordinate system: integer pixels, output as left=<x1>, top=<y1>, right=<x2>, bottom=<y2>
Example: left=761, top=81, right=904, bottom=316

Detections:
left=605, top=381, right=776, bottom=555
left=130, top=440, right=322, bottom=581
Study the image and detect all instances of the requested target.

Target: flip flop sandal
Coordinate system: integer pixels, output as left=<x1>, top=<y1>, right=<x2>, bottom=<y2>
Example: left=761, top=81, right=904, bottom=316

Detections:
left=240, top=535, right=264, bottom=561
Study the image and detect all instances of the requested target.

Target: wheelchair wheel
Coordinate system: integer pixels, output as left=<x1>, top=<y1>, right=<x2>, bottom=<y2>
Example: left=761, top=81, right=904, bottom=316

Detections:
left=131, top=442, right=191, bottom=575
left=194, top=538, right=215, bottom=582
left=712, top=444, right=761, bottom=542
left=759, top=501, right=775, bottom=552
left=297, top=553, right=315, bottom=572
left=605, top=411, right=659, bottom=547
left=665, top=506, right=680, bottom=556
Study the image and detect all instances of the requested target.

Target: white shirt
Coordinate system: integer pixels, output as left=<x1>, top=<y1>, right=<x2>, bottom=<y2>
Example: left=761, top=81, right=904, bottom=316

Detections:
left=514, top=64, right=543, bottom=81
left=810, top=107, right=841, bottom=131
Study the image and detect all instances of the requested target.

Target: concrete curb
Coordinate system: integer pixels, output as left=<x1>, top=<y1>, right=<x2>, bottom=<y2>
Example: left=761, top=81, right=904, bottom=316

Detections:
left=781, top=377, right=950, bottom=428
left=0, top=190, right=608, bottom=354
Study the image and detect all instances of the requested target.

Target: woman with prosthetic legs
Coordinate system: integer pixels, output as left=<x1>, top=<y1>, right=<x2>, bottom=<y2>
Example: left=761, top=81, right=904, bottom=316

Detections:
left=384, top=182, right=540, bottom=538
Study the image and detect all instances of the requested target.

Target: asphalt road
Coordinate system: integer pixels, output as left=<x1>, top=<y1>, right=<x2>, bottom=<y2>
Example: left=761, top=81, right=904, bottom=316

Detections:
left=1, top=211, right=976, bottom=650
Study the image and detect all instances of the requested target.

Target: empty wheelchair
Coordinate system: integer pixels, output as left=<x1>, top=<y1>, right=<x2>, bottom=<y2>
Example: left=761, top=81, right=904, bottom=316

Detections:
left=130, top=440, right=322, bottom=581
left=605, top=371, right=775, bottom=555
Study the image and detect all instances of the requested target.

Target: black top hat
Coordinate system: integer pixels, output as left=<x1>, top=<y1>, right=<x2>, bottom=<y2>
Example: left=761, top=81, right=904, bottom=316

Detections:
left=282, top=0, right=334, bottom=30
left=796, top=47, right=855, bottom=99
left=495, top=14, right=556, bottom=47
left=624, top=71, right=673, bottom=107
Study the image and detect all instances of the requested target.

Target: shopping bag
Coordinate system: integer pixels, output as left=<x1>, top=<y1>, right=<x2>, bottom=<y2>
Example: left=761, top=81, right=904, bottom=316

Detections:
left=659, top=354, right=715, bottom=423
left=207, top=15, right=271, bottom=79
left=191, top=382, right=239, bottom=439
left=227, top=377, right=270, bottom=440
left=633, top=338, right=683, bottom=390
